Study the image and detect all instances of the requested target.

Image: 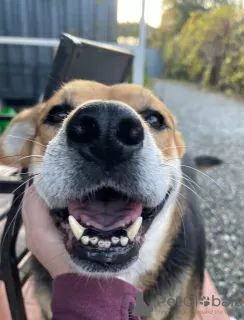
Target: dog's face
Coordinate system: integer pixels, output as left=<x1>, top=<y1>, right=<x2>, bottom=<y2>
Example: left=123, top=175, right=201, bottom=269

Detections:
left=0, top=80, right=185, bottom=279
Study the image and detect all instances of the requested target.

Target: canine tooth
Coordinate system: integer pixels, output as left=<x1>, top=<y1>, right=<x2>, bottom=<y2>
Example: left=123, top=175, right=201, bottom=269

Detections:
left=98, top=240, right=105, bottom=248
left=126, top=217, right=143, bottom=241
left=120, top=236, right=128, bottom=246
left=68, top=216, right=86, bottom=240
left=111, top=237, right=120, bottom=245
left=81, top=236, right=89, bottom=245
left=104, top=240, right=111, bottom=248
left=90, top=237, right=98, bottom=245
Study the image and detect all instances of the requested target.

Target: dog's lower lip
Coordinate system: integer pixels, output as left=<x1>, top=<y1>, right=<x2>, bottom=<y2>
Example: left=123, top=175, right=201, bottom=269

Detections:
left=72, top=241, right=138, bottom=266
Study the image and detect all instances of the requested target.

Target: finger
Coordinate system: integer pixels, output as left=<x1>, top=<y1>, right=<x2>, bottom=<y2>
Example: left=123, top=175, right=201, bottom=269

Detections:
left=22, top=185, right=52, bottom=231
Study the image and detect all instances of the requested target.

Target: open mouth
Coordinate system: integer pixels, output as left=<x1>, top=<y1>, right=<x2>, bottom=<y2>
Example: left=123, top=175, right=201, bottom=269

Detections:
left=52, top=187, right=172, bottom=272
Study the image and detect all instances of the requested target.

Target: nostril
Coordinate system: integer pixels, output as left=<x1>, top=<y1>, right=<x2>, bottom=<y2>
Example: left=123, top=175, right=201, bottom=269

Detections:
left=117, top=118, right=144, bottom=146
left=68, top=116, right=99, bottom=144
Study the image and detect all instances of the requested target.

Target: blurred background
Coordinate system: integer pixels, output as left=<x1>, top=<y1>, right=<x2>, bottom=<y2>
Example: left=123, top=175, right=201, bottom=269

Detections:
left=0, top=0, right=244, bottom=319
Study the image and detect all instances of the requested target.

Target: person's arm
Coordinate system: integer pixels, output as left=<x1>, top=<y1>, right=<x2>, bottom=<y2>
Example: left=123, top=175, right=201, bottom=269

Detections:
left=22, top=186, right=142, bottom=320
left=52, top=274, right=141, bottom=320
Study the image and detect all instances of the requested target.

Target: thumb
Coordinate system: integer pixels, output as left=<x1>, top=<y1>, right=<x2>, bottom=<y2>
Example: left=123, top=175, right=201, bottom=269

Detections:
left=22, top=185, right=52, bottom=232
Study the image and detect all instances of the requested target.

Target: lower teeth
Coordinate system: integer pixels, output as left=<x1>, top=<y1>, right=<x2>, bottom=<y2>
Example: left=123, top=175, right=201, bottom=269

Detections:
left=81, top=235, right=129, bottom=247
left=120, top=236, right=128, bottom=246
left=98, top=240, right=105, bottom=248
left=81, top=236, right=89, bottom=245
left=90, top=237, right=98, bottom=245
left=68, top=215, right=143, bottom=247
left=104, top=240, right=111, bottom=248
left=111, top=237, right=120, bottom=245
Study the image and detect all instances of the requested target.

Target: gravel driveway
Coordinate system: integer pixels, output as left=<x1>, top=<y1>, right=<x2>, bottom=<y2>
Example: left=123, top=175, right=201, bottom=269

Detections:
left=153, top=79, right=244, bottom=319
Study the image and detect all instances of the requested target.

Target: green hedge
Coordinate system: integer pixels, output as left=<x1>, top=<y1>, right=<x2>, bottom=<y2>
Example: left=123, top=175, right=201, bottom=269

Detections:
left=162, top=6, right=244, bottom=95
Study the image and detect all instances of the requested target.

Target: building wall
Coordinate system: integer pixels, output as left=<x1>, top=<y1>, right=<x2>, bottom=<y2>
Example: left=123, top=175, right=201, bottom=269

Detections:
left=116, top=43, right=162, bottom=80
left=0, top=0, right=118, bottom=101
left=146, top=47, right=162, bottom=78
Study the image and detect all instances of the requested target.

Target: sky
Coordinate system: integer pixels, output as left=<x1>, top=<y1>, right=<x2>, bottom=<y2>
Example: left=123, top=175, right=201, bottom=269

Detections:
left=117, top=0, right=162, bottom=28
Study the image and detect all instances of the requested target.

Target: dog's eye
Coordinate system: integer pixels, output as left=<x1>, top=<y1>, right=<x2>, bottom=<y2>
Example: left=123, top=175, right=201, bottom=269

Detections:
left=144, top=112, right=167, bottom=130
left=44, top=105, right=70, bottom=125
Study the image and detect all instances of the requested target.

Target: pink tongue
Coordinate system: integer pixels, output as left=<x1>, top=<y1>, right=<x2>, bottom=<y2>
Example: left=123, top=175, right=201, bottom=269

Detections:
left=68, top=199, right=142, bottom=231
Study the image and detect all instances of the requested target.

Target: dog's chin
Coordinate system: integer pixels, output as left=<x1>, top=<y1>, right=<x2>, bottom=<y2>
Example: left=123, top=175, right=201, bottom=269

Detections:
left=50, top=186, right=172, bottom=273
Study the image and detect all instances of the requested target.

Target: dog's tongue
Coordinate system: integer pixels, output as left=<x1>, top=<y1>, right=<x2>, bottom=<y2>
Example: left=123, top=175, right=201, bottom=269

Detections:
left=68, top=199, right=142, bottom=231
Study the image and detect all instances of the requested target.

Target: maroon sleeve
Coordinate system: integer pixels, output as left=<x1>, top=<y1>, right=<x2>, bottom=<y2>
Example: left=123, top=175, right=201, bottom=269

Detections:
left=52, top=273, right=142, bottom=320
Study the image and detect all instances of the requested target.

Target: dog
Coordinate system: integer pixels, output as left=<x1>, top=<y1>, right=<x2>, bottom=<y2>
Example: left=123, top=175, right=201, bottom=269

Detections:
left=0, top=80, right=206, bottom=319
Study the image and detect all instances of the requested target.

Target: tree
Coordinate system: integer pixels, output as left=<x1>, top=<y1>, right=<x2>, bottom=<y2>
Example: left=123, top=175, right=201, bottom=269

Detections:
left=160, top=0, right=206, bottom=36
left=157, top=0, right=232, bottom=38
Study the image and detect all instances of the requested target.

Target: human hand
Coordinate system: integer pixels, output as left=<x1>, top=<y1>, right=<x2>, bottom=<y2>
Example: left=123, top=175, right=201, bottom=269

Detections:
left=22, top=185, right=72, bottom=278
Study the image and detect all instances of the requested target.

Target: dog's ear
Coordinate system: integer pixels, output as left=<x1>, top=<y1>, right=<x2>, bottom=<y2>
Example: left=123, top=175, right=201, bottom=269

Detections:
left=0, top=104, right=43, bottom=167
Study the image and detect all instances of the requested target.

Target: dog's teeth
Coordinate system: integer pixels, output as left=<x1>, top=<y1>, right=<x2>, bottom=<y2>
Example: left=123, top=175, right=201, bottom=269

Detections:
left=98, top=240, right=105, bottom=248
left=104, top=240, right=111, bottom=248
left=81, top=236, right=89, bottom=245
left=90, top=237, right=98, bottom=245
left=111, top=237, right=120, bottom=245
left=68, top=216, right=86, bottom=240
left=126, top=216, right=143, bottom=241
left=120, top=236, right=128, bottom=246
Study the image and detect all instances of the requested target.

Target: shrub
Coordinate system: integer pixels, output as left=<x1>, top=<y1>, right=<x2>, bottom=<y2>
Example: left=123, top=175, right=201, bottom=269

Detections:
left=162, top=5, right=244, bottom=95
left=218, top=17, right=244, bottom=93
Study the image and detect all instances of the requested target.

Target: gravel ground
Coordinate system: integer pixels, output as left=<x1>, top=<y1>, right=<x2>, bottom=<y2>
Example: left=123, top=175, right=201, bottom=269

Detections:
left=153, top=79, right=244, bottom=319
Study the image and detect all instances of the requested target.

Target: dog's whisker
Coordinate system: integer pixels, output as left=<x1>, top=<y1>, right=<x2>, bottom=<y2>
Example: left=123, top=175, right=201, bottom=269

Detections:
left=169, top=176, right=209, bottom=210
left=0, top=181, right=37, bottom=263
left=10, top=174, right=40, bottom=196
left=11, top=196, right=25, bottom=236
left=0, top=175, right=41, bottom=245
left=0, top=155, right=44, bottom=170
left=167, top=165, right=235, bottom=221
left=0, top=154, right=26, bottom=161
left=167, top=165, right=238, bottom=236
left=47, top=75, right=62, bottom=87
left=15, top=171, right=41, bottom=176
left=0, top=199, right=21, bottom=259
left=169, top=176, right=228, bottom=232
left=170, top=182, right=211, bottom=225
left=164, top=159, right=224, bottom=193
left=181, top=164, right=224, bottom=192
left=167, top=168, right=210, bottom=200
left=5, top=135, right=47, bottom=148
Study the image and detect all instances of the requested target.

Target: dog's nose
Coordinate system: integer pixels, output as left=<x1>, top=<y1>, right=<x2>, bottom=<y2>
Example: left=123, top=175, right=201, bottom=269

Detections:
left=66, top=102, right=144, bottom=165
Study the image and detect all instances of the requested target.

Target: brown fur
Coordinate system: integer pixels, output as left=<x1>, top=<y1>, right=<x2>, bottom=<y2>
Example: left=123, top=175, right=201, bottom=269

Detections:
left=0, top=80, right=203, bottom=320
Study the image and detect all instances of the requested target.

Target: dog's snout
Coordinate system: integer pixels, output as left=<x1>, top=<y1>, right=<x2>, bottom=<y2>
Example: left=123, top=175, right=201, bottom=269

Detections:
left=66, top=102, right=144, bottom=165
